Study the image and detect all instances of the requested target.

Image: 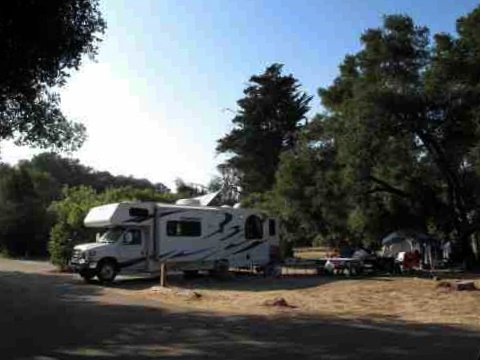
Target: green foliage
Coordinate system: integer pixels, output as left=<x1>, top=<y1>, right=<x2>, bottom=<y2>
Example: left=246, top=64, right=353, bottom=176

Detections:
left=48, top=186, right=178, bottom=267
left=0, top=1, right=105, bottom=151
left=0, top=152, right=173, bottom=261
left=22, top=153, right=170, bottom=194
left=265, top=6, right=480, bottom=258
left=318, top=9, right=480, bottom=250
left=0, top=165, right=52, bottom=256
left=217, top=63, right=312, bottom=194
left=175, top=178, right=206, bottom=198
left=207, top=176, right=223, bottom=192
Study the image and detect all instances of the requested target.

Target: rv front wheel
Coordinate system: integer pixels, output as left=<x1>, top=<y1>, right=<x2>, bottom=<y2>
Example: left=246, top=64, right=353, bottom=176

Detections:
left=97, top=260, right=117, bottom=283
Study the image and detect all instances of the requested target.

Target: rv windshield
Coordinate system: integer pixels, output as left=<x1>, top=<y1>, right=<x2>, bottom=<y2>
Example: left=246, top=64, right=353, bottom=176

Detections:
left=97, top=228, right=124, bottom=243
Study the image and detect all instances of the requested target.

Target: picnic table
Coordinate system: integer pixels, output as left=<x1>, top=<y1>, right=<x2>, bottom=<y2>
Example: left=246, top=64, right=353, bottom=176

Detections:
left=282, top=257, right=365, bottom=276
left=324, top=257, right=364, bottom=275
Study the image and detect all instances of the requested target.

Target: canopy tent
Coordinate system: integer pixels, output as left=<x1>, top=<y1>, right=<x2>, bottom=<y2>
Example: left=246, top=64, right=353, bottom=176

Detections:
left=382, top=230, right=433, bottom=246
left=381, top=230, right=439, bottom=267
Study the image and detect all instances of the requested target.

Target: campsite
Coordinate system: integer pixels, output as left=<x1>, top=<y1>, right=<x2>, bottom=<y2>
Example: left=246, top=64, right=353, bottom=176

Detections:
left=2, top=1, right=480, bottom=359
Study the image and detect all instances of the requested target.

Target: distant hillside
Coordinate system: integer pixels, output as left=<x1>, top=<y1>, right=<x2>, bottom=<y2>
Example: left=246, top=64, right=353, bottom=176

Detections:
left=19, top=152, right=170, bottom=194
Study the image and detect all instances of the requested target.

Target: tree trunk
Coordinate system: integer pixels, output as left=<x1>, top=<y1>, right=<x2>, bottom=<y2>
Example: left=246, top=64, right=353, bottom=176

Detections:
left=471, top=234, right=479, bottom=260
left=415, top=130, right=478, bottom=258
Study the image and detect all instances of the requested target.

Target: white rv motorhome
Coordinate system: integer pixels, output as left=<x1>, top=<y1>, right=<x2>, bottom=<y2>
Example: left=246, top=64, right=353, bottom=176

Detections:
left=70, top=201, right=280, bottom=282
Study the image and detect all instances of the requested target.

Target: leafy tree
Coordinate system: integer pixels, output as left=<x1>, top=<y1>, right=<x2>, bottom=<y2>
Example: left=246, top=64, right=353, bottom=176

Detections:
left=0, top=0, right=105, bottom=151
left=309, top=7, right=480, bottom=257
left=175, top=178, right=207, bottom=198
left=23, top=152, right=170, bottom=194
left=206, top=164, right=242, bottom=205
left=207, top=176, right=223, bottom=192
left=0, top=165, right=51, bottom=256
left=258, top=6, right=480, bottom=262
left=217, top=64, right=312, bottom=194
left=48, top=186, right=100, bottom=268
left=0, top=152, right=172, bottom=260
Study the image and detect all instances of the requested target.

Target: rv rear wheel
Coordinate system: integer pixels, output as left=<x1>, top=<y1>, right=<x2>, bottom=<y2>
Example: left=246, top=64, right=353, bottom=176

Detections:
left=97, top=260, right=117, bottom=283
left=209, top=260, right=229, bottom=279
left=264, top=264, right=281, bottom=277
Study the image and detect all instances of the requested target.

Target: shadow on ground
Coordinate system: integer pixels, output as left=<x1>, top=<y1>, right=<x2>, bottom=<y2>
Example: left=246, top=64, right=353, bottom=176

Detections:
left=108, top=271, right=397, bottom=293
left=0, top=267, right=479, bottom=360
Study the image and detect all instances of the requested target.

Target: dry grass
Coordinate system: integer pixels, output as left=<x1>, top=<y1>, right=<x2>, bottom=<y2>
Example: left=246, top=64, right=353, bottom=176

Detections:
left=294, top=246, right=330, bottom=259
left=116, top=273, right=480, bottom=331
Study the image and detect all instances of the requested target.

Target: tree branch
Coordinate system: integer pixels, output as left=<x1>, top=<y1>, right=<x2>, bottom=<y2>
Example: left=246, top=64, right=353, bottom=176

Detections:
left=367, top=176, right=411, bottom=198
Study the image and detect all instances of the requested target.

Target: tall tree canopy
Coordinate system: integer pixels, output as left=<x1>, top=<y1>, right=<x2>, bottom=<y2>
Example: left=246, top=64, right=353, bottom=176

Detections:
left=0, top=164, right=51, bottom=256
left=0, top=0, right=105, bottom=151
left=217, top=64, right=312, bottom=194
left=270, top=6, right=480, bottom=257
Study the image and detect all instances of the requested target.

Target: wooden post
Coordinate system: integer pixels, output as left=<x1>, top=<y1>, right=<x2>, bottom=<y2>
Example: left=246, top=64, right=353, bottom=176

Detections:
left=160, top=263, right=167, bottom=287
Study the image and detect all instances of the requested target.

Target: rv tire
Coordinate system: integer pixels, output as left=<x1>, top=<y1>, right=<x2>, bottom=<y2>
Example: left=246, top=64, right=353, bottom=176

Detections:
left=210, top=260, right=229, bottom=279
left=264, top=264, right=281, bottom=277
left=97, top=259, right=117, bottom=283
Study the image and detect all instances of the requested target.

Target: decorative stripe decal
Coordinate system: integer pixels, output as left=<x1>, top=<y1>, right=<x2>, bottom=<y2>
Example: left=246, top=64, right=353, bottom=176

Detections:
left=232, top=240, right=263, bottom=255
left=219, top=226, right=242, bottom=242
left=169, top=247, right=213, bottom=259
left=224, top=240, right=248, bottom=250
left=204, top=212, right=233, bottom=238
left=157, top=250, right=177, bottom=260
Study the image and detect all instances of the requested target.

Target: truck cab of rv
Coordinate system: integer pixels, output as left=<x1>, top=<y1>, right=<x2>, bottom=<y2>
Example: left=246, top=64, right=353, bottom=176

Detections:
left=70, top=202, right=154, bottom=282
left=71, top=226, right=149, bottom=282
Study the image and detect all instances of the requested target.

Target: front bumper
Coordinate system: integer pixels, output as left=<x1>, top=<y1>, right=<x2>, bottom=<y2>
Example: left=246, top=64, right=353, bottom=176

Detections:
left=70, top=259, right=97, bottom=272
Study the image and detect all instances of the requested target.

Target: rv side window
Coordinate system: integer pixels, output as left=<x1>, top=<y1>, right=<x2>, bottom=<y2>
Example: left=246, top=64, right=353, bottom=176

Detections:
left=122, top=229, right=142, bottom=245
left=269, top=219, right=276, bottom=236
left=166, top=221, right=201, bottom=237
left=245, top=215, right=263, bottom=239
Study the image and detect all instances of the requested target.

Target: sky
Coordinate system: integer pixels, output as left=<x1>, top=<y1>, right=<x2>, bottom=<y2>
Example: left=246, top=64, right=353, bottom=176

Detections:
left=1, top=0, right=479, bottom=190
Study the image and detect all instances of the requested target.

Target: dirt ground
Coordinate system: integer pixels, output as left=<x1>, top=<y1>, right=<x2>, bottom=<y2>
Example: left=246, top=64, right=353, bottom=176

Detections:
left=126, top=272, right=480, bottom=330
left=1, top=258, right=480, bottom=360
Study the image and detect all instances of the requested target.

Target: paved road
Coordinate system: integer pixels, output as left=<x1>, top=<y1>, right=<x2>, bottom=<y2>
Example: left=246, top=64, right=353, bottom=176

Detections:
left=0, top=258, right=479, bottom=360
